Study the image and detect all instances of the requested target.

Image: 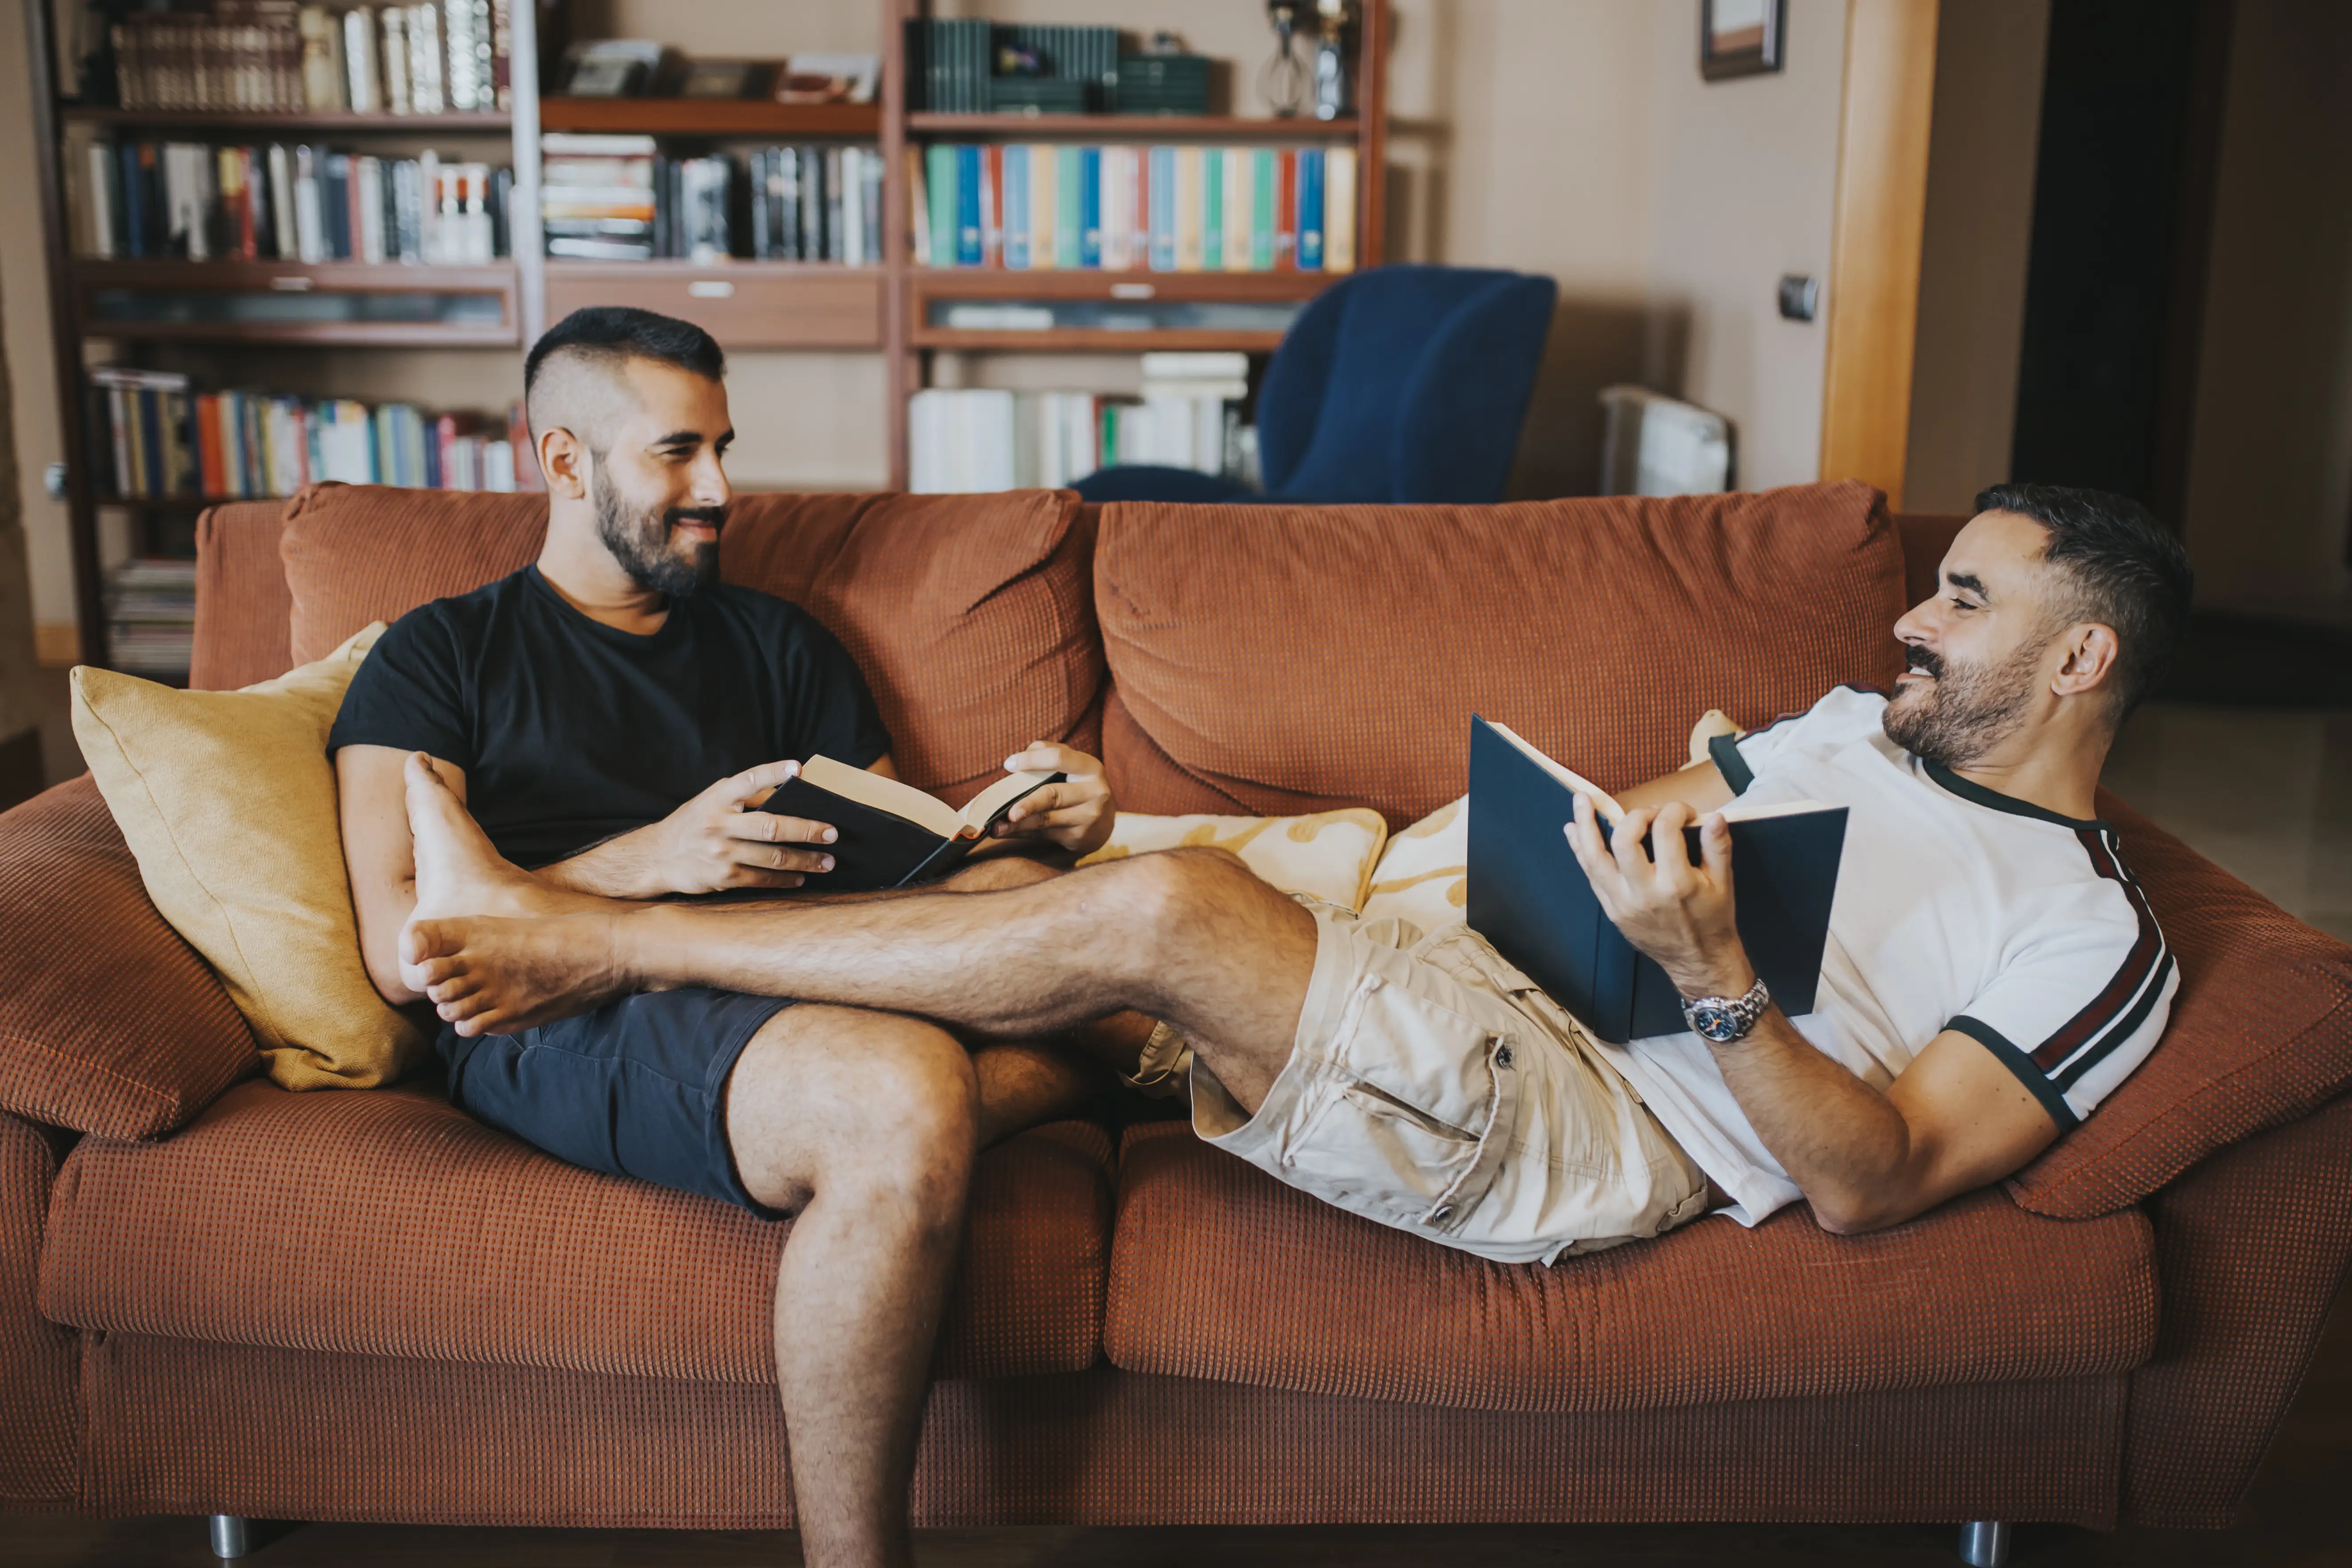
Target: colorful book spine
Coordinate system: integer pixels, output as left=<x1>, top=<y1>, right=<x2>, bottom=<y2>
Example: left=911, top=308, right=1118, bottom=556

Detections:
left=1201, top=146, right=1224, bottom=270
left=1326, top=147, right=1357, bottom=273
left=980, top=143, right=1003, bottom=267
left=954, top=144, right=982, bottom=266
left=1028, top=145, right=1055, bottom=269
left=1275, top=150, right=1297, bottom=270
left=1148, top=146, right=1177, bottom=272
left=1002, top=145, right=1030, bottom=268
left=1174, top=146, right=1203, bottom=271
left=926, top=144, right=958, bottom=268
left=1297, top=149, right=1326, bottom=271
left=1075, top=146, right=1100, bottom=268
left=1222, top=148, right=1251, bottom=273
left=1251, top=149, right=1277, bottom=271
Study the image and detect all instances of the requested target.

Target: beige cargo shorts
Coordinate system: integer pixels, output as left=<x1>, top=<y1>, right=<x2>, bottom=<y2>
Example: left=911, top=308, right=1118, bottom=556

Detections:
left=1183, top=902, right=1711, bottom=1266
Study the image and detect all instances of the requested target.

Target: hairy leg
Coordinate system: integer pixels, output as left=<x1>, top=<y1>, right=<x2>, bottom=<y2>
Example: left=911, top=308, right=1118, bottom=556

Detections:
left=726, top=1004, right=978, bottom=1568
left=413, top=850, right=1318, bottom=1112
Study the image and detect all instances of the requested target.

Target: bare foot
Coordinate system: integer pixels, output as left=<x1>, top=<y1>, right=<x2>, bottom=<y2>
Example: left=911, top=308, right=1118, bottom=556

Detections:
left=403, top=910, right=634, bottom=1037
left=403, top=752, right=605, bottom=925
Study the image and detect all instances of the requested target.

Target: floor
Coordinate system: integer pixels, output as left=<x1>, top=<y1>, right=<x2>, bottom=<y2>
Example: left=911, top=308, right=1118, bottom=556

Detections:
left=10, top=698, right=2352, bottom=1566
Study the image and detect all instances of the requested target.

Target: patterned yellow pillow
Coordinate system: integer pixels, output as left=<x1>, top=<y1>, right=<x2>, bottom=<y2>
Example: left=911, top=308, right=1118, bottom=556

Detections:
left=1078, top=808, right=1389, bottom=911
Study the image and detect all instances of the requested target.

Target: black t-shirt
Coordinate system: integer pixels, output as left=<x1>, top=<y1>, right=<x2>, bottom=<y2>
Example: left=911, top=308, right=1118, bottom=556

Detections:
left=329, top=565, right=892, bottom=869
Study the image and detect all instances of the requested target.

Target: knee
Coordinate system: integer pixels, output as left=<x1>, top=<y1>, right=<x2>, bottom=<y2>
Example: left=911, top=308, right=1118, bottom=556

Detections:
left=1113, top=845, right=1258, bottom=941
left=821, top=1020, right=979, bottom=1212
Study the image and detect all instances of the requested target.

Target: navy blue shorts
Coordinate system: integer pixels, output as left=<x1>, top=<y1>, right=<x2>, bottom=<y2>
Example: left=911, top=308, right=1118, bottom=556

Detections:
left=439, top=986, right=797, bottom=1218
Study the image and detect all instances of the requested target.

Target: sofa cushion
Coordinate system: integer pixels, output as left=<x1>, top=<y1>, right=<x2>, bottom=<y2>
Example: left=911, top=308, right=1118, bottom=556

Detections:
left=0, top=778, right=257, bottom=1140
left=1104, top=1121, right=2155, bottom=1414
left=2005, top=792, right=2352, bottom=1219
left=40, top=1079, right=1110, bottom=1383
left=72, top=624, right=433, bottom=1092
left=280, top=484, right=1103, bottom=804
left=1077, top=807, right=1389, bottom=910
left=1094, top=481, right=1909, bottom=824
left=190, top=500, right=296, bottom=691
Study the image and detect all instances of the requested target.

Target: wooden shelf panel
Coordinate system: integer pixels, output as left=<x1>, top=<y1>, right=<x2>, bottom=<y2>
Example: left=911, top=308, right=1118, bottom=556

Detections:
left=545, top=262, right=882, bottom=349
left=908, top=114, right=1359, bottom=139
left=540, top=99, right=881, bottom=136
left=63, top=106, right=512, bottom=134
left=75, top=259, right=517, bottom=288
left=908, top=327, right=1289, bottom=352
left=75, top=321, right=520, bottom=347
left=908, top=270, right=1341, bottom=302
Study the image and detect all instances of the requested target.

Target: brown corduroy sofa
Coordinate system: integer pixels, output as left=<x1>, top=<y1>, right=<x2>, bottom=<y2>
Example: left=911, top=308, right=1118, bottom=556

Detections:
left=3, top=481, right=2349, bottom=1550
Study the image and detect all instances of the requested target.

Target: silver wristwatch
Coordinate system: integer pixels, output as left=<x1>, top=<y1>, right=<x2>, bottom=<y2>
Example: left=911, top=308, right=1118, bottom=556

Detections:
left=1682, top=977, right=1771, bottom=1044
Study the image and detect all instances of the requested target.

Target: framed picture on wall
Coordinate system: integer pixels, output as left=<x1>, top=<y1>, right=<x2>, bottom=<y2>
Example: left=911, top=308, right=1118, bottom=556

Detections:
left=1701, top=0, right=1787, bottom=81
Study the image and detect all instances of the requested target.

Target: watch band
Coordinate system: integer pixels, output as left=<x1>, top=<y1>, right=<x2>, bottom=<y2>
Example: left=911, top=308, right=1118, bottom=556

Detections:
left=1682, top=976, right=1771, bottom=1044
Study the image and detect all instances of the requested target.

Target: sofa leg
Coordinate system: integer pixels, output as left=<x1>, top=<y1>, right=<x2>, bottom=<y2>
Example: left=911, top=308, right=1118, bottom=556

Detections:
left=1957, top=1520, right=2011, bottom=1567
left=208, top=1515, right=253, bottom=1559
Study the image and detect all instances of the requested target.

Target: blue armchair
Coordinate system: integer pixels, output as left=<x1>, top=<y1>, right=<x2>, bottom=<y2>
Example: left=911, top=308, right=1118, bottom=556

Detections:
left=1073, top=263, right=1559, bottom=506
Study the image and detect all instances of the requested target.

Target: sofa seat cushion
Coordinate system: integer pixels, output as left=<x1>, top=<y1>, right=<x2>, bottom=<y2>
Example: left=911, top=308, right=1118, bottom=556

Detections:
left=1104, top=1122, right=2155, bottom=1414
left=279, top=484, right=1103, bottom=805
left=1095, top=481, right=1908, bottom=823
left=2004, top=792, right=2352, bottom=1219
left=40, top=1080, right=1110, bottom=1383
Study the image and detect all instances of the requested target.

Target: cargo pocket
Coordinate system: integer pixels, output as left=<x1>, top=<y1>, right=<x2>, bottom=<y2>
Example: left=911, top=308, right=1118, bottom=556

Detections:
left=1284, top=972, right=1522, bottom=1234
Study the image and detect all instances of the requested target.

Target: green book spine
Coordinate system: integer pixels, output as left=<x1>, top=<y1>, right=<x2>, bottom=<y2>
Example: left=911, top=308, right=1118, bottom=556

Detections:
left=1055, top=145, right=1083, bottom=268
left=1202, top=146, right=1223, bottom=269
left=1251, top=148, right=1277, bottom=270
left=926, top=144, right=958, bottom=269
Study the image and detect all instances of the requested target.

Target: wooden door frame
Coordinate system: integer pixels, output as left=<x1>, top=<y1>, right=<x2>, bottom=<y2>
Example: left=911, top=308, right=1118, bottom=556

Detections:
left=1819, top=0, right=1940, bottom=510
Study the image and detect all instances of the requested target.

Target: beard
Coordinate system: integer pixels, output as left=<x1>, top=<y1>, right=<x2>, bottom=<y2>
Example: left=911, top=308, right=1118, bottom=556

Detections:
left=593, top=463, right=723, bottom=599
left=1881, top=638, right=2048, bottom=768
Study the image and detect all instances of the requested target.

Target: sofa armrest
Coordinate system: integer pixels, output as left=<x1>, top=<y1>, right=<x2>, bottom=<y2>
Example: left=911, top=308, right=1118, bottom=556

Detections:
left=0, top=1107, right=77, bottom=1508
left=0, top=777, right=258, bottom=1141
left=2121, top=1091, right=2352, bottom=1527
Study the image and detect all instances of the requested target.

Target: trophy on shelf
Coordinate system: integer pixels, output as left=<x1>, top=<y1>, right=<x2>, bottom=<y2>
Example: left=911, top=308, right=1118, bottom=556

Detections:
left=1261, top=0, right=1308, bottom=117
left=1312, top=0, right=1356, bottom=121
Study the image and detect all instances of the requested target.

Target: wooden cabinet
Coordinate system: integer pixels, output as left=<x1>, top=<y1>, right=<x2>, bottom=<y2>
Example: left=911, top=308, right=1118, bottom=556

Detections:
left=544, top=264, right=883, bottom=351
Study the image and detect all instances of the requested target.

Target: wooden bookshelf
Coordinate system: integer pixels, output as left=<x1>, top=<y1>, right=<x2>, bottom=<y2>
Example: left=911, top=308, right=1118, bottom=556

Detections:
left=905, top=113, right=1361, bottom=138
left=61, top=106, right=513, bottom=133
left=540, top=98, right=881, bottom=137
left=28, top=0, right=1388, bottom=666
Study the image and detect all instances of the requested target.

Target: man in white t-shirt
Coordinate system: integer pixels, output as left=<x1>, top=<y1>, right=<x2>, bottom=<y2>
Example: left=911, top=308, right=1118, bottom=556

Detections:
left=387, top=483, right=2196, bottom=1264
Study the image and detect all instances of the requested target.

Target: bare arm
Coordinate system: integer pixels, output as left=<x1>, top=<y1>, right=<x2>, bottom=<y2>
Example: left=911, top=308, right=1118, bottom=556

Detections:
left=1565, top=796, right=2061, bottom=1233
left=1613, top=757, right=1736, bottom=816
left=338, top=743, right=455, bottom=1005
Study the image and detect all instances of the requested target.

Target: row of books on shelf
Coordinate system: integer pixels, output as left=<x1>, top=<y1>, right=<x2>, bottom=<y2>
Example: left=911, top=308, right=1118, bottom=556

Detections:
left=106, top=558, right=198, bottom=677
left=909, top=354, right=1252, bottom=493
left=912, top=144, right=1357, bottom=273
left=89, top=368, right=538, bottom=501
left=541, top=135, right=883, bottom=264
left=78, top=140, right=511, bottom=264
left=111, top=1, right=515, bottom=116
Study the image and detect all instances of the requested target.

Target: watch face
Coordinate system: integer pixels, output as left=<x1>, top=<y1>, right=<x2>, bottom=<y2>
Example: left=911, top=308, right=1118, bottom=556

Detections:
left=1693, top=1005, right=1734, bottom=1041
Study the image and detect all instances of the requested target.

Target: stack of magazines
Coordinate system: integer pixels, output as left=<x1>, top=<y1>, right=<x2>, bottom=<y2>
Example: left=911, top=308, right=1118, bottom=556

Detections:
left=104, top=559, right=199, bottom=678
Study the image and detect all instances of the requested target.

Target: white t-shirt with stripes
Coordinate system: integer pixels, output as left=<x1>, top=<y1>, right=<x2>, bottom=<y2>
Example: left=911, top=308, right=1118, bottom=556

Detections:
left=1589, top=685, right=2175, bottom=1226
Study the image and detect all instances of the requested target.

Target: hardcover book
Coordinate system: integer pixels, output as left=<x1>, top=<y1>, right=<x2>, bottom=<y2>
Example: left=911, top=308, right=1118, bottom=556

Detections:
left=762, top=758, right=1064, bottom=892
left=1465, top=717, right=1847, bottom=1044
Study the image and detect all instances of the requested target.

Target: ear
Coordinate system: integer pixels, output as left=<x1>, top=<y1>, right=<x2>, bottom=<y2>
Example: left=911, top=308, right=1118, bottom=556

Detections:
left=538, top=426, right=589, bottom=500
left=2050, top=622, right=2121, bottom=699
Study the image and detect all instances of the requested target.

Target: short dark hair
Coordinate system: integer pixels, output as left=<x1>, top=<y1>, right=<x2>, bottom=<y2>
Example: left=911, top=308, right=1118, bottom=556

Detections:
left=524, top=306, right=726, bottom=407
left=1974, top=482, right=2194, bottom=718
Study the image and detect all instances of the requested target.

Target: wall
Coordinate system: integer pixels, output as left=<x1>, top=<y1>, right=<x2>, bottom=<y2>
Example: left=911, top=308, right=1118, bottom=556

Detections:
left=1903, top=0, right=2050, bottom=514
left=1642, top=0, right=1849, bottom=493
left=2177, top=0, right=2352, bottom=619
left=0, top=0, right=76, bottom=660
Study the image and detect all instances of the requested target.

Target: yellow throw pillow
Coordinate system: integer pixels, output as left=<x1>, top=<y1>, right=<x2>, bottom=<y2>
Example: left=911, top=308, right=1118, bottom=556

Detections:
left=1078, top=808, right=1389, bottom=911
left=1360, top=796, right=1469, bottom=933
left=71, top=623, right=430, bottom=1091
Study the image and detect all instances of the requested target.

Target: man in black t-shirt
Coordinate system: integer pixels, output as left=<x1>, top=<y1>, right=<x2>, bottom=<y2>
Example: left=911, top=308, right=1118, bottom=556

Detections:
left=331, top=308, right=1118, bottom=1568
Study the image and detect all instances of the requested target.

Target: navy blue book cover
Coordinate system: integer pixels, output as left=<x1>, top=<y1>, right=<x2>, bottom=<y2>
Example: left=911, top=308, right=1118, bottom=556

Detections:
left=1465, top=717, right=1847, bottom=1044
